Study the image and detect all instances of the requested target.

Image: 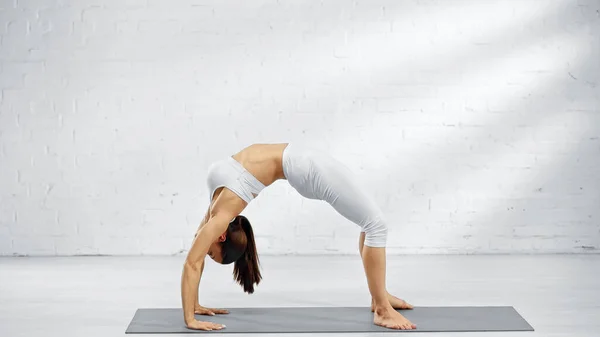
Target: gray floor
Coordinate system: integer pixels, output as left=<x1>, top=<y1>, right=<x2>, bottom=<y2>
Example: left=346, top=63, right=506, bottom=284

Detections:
left=1, top=255, right=598, bottom=337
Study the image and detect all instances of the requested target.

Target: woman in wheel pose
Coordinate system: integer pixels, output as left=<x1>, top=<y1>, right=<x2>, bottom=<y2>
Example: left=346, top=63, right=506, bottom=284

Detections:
left=181, top=143, right=416, bottom=331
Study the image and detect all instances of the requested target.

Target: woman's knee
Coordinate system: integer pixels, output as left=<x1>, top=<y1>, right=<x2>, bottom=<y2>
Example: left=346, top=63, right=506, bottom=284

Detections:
left=363, top=218, right=388, bottom=248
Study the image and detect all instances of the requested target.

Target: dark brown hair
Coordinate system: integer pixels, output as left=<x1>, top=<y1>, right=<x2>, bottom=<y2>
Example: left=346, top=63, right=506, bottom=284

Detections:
left=220, top=215, right=262, bottom=294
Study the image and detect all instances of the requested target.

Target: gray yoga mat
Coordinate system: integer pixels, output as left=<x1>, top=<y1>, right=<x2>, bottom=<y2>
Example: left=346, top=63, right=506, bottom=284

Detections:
left=126, top=306, right=534, bottom=333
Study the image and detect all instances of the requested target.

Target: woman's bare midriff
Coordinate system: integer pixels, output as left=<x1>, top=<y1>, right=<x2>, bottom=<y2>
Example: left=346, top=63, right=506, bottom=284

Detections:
left=231, top=143, right=289, bottom=186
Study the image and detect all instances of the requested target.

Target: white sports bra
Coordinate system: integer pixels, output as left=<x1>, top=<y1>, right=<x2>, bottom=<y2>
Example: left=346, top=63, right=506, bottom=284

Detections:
left=206, top=157, right=266, bottom=203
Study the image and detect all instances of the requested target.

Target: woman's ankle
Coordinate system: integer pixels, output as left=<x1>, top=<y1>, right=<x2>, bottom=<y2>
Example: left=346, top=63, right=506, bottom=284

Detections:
left=372, top=300, right=393, bottom=315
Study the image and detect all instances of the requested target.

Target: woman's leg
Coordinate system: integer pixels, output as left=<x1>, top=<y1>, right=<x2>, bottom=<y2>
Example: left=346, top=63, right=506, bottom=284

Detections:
left=358, top=232, right=413, bottom=311
left=284, top=146, right=416, bottom=329
left=361, top=245, right=416, bottom=329
left=306, top=156, right=415, bottom=330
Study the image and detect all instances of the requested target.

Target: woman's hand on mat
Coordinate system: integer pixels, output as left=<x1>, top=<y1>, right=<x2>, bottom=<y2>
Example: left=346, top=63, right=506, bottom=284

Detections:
left=186, top=319, right=226, bottom=331
left=195, top=304, right=229, bottom=315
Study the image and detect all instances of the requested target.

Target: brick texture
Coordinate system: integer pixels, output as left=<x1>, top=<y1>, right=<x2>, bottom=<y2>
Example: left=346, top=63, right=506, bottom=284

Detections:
left=1, top=0, right=599, bottom=255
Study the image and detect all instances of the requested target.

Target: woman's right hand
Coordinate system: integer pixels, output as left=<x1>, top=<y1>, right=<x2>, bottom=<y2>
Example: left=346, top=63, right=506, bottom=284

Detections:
left=185, top=319, right=226, bottom=331
left=195, top=304, right=229, bottom=316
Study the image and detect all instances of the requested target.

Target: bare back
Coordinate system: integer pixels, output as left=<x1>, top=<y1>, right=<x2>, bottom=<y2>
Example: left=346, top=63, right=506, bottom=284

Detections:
left=232, top=143, right=288, bottom=185
left=211, top=143, right=288, bottom=207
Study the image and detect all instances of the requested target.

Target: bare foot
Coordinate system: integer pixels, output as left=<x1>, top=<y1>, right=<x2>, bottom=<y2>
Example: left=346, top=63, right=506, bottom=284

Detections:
left=388, top=294, right=414, bottom=309
left=373, top=306, right=416, bottom=330
left=371, top=293, right=413, bottom=311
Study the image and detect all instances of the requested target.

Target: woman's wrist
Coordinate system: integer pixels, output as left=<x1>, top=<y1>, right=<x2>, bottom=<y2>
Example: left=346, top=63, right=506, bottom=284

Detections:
left=184, top=314, right=197, bottom=325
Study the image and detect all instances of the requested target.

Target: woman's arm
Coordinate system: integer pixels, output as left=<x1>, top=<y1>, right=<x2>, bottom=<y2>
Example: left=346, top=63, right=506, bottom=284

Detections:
left=191, top=209, right=208, bottom=310
left=196, top=208, right=211, bottom=233
left=181, top=212, right=231, bottom=329
left=194, top=262, right=203, bottom=307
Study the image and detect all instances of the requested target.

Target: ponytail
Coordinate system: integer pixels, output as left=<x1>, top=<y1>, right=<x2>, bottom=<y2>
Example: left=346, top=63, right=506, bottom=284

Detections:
left=221, top=215, right=262, bottom=294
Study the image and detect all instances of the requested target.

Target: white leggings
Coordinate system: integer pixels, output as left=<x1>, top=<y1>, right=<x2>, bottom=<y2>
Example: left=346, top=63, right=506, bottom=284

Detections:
left=282, top=144, right=388, bottom=248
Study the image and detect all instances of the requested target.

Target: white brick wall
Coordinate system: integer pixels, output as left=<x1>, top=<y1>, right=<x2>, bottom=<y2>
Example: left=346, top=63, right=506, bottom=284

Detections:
left=1, top=0, right=599, bottom=256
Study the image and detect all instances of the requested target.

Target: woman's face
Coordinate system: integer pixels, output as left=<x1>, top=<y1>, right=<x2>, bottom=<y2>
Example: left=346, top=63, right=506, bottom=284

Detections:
left=207, top=233, right=227, bottom=263
left=207, top=241, right=224, bottom=263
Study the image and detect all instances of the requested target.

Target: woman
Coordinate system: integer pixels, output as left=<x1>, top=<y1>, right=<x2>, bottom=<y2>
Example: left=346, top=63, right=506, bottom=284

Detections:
left=181, top=143, right=416, bottom=331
